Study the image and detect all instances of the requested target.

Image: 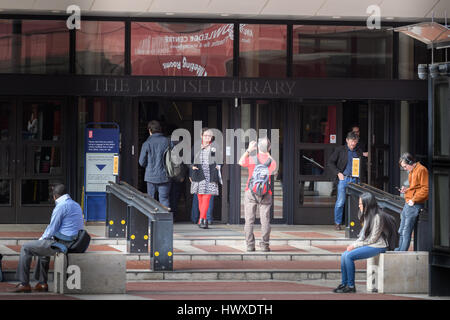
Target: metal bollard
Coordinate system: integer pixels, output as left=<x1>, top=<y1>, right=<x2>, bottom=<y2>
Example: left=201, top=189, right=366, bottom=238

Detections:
left=127, top=206, right=149, bottom=254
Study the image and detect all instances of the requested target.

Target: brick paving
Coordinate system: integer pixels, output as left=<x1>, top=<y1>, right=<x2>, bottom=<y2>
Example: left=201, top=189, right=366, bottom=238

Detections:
left=0, top=222, right=435, bottom=301
left=125, top=281, right=422, bottom=300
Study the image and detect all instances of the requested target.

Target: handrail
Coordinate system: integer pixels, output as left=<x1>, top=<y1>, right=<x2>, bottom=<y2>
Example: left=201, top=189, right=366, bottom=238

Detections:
left=118, top=181, right=171, bottom=215
left=105, top=181, right=173, bottom=271
left=347, top=183, right=404, bottom=213
left=345, top=183, right=403, bottom=240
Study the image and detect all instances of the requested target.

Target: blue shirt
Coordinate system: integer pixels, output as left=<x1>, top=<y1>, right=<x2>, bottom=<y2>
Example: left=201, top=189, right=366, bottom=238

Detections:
left=343, top=147, right=359, bottom=176
left=40, top=194, right=84, bottom=240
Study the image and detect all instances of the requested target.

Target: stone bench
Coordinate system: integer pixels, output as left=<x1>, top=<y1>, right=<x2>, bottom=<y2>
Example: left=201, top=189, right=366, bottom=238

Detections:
left=54, top=251, right=126, bottom=294
left=367, top=251, right=429, bottom=294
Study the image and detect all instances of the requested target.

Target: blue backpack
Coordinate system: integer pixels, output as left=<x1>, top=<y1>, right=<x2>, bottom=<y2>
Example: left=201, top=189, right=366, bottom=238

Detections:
left=248, top=156, right=272, bottom=197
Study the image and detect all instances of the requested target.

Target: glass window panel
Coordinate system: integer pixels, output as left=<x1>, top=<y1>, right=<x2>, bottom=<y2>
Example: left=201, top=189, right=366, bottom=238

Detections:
left=76, top=21, right=125, bottom=75
left=22, top=102, right=62, bottom=141
left=0, top=144, right=11, bottom=177
left=0, top=101, right=12, bottom=140
left=293, top=25, right=393, bottom=78
left=434, top=174, right=449, bottom=248
left=239, top=24, right=287, bottom=78
left=0, top=20, right=13, bottom=73
left=21, top=179, right=62, bottom=204
left=300, top=149, right=325, bottom=175
left=131, top=22, right=233, bottom=76
left=0, top=179, right=10, bottom=205
left=300, top=181, right=336, bottom=206
left=24, top=146, right=62, bottom=175
left=397, top=33, right=436, bottom=80
left=300, top=105, right=337, bottom=144
left=0, top=19, right=69, bottom=74
left=434, top=82, right=450, bottom=157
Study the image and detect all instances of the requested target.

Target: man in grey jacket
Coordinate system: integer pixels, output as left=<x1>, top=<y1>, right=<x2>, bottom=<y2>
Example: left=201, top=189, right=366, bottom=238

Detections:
left=139, top=120, right=171, bottom=208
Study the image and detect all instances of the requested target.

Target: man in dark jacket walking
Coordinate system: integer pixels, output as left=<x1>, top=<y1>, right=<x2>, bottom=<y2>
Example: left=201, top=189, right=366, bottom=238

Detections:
left=139, top=120, right=171, bottom=208
left=328, top=131, right=364, bottom=230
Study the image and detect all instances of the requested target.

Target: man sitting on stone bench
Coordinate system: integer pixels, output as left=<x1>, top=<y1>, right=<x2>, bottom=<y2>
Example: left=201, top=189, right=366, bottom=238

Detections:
left=11, top=184, right=84, bottom=293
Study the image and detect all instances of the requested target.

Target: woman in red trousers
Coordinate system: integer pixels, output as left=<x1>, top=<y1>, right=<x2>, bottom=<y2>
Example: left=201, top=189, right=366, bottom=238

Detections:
left=189, top=128, right=221, bottom=229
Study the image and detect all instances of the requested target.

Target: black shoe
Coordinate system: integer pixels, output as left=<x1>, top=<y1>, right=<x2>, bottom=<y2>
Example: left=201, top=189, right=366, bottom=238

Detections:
left=332, top=284, right=347, bottom=293
left=204, top=220, right=209, bottom=229
left=199, top=219, right=205, bottom=228
left=342, top=286, right=356, bottom=293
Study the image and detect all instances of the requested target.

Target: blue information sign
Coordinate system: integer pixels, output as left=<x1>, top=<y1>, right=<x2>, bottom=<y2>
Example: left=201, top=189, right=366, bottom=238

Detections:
left=84, top=123, right=120, bottom=221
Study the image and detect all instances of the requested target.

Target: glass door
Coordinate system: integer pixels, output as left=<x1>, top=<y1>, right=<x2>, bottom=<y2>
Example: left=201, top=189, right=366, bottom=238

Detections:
left=368, top=101, right=391, bottom=191
left=0, top=100, right=16, bottom=223
left=0, top=98, right=66, bottom=223
left=238, top=100, right=285, bottom=223
left=294, top=101, right=342, bottom=224
left=135, top=98, right=223, bottom=223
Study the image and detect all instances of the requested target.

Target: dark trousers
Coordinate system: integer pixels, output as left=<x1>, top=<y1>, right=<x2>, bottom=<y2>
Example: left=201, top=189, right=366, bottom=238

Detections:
left=147, top=182, right=171, bottom=208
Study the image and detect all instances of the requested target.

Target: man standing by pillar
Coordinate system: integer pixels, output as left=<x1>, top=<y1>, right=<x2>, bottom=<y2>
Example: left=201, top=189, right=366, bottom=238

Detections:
left=395, top=152, right=428, bottom=251
left=328, top=132, right=364, bottom=230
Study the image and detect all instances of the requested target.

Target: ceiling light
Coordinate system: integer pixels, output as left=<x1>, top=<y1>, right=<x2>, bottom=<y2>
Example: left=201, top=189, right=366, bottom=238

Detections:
left=386, top=17, right=395, bottom=20
left=220, top=13, right=230, bottom=17
left=166, top=12, right=174, bottom=16
left=51, top=10, right=61, bottom=13
left=332, top=16, right=341, bottom=19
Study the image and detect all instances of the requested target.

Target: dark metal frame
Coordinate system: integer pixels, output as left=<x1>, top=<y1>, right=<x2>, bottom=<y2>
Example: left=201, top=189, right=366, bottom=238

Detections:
left=429, top=75, right=450, bottom=296
left=0, top=14, right=429, bottom=226
left=106, top=181, right=173, bottom=271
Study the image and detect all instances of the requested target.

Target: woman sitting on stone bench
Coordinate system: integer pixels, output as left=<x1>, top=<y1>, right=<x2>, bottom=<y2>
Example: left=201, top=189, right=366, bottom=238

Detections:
left=333, top=192, right=397, bottom=293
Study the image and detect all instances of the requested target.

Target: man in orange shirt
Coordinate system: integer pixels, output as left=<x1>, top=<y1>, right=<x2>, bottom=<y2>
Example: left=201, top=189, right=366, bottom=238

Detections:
left=395, top=152, right=429, bottom=251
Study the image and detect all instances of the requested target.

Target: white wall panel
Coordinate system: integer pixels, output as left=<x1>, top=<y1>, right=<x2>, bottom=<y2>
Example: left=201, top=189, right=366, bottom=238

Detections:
left=380, top=0, right=439, bottom=18
left=261, top=0, right=327, bottom=16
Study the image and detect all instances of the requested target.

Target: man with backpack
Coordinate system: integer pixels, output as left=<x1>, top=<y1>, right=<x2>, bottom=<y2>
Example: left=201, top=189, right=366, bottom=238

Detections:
left=239, top=137, right=277, bottom=252
left=139, top=120, right=171, bottom=208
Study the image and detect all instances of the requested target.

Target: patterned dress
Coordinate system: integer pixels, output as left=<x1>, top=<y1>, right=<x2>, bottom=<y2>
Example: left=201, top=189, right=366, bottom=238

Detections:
left=190, top=145, right=219, bottom=196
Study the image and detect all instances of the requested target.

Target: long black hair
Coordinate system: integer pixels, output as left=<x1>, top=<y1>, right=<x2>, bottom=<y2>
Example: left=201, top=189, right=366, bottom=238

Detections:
left=359, top=192, right=399, bottom=250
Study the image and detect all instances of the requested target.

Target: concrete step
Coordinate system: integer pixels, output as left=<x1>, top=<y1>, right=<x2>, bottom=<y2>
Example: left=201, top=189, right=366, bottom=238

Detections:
left=0, top=237, right=354, bottom=246
left=0, top=259, right=366, bottom=282
left=0, top=251, right=342, bottom=262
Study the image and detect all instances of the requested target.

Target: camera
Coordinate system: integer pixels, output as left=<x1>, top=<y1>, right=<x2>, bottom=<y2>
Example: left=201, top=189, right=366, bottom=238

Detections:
left=418, top=64, right=428, bottom=80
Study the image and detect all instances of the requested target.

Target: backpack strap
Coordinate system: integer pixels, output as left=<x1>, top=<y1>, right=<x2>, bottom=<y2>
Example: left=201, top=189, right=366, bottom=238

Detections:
left=262, top=157, right=272, bottom=167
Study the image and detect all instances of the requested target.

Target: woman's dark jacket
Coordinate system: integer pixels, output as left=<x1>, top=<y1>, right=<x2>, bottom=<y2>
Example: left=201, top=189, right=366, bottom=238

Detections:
left=189, top=144, right=220, bottom=183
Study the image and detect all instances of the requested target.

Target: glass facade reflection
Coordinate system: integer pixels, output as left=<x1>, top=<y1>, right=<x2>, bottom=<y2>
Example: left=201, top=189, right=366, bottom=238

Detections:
left=0, top=19, right=70, bottom=74
left=131, top=23, right=233, bottom=76
left=293, top=25, right=393, bottom=78
left=239, top=24, right=287, bottom=78
left=76, top=21, right=125, bottom=75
